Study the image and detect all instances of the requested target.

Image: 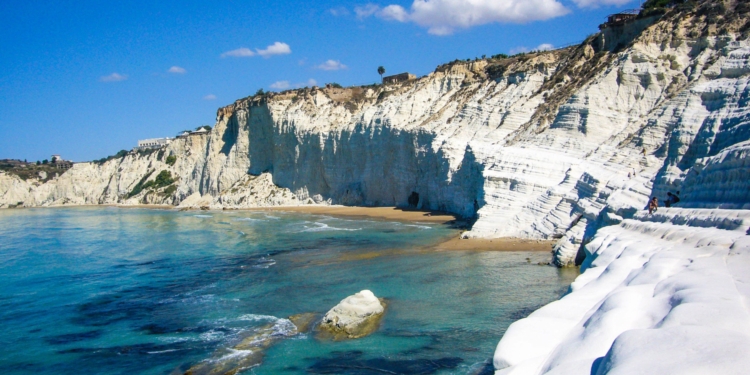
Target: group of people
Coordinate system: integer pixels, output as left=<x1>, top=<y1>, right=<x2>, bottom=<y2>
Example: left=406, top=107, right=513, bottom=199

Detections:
left=648, top=191, right=681, bottom=214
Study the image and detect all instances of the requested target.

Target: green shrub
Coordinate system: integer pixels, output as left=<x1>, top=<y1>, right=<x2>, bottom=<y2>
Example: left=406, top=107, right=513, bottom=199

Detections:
left=165, top=155, right=176, bottom=166
left=128, top=170, right=154, bottom=198
left=148, top=170, right=175, bottom=189
left=128, top=170, right=175, bottom=198
left=162, top=185, right=177, bottom=196
left=94, top=149, right=129, bottom=165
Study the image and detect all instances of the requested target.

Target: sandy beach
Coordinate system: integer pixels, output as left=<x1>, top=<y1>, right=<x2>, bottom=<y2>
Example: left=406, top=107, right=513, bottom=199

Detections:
left=245, top=205, right=459, bottom=224
left=434, top=236, right=556, bottom=252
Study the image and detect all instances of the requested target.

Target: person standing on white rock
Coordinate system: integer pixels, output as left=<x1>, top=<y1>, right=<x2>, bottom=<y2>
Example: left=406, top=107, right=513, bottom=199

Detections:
left=648, top=197, right=658, bottom=214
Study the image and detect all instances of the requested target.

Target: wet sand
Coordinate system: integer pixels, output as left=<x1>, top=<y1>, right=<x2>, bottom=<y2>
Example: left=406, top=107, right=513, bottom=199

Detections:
left=111, top=204, right=173, bottom=210
left=434, top=236, right=556, bottom=252
left=243, top=205, right=459, bottom=224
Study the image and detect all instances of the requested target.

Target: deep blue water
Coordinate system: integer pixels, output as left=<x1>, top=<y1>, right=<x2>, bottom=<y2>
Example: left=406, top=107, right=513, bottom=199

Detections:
left=0, top=207, right=577, bottom=374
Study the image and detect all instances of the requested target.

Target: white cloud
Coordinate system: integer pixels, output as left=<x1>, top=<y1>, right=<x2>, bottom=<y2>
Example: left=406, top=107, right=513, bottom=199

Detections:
left=329, top=7, right=350, bottom=16
left=270, top=80, right=291, bottom=90
left=510, top=43, right=555, bottom=55
left=167, top=66, right=186, bottom=74
left=203, top=94, right=217, bottom=100
left=362, top=0, right=569, bottom=35
left=256, top=42, right=292, bottom=58
left=221, top=47, right=255, bottom=58
left=379, top=5, right=409, bottom=22
left=572, top=0, right=634, bottom=8
left=291, top=78, right=318, bottom=88
left=315, top=60, right=348, bottom=71
left=536, top=43, right=555, bottom=51
left=100, top=73, right=127, bottom=82
left=221, top=42, right=291, bottom=59
left=355, top=3, right=380, bottom=19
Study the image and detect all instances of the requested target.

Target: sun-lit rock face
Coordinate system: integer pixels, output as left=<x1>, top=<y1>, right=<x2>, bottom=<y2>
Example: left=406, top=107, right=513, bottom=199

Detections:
left=2, top=1, right=748, bottom=267
left=494, top=208, right=750, bottom=375
left=319, top=290, right=385, bottom=339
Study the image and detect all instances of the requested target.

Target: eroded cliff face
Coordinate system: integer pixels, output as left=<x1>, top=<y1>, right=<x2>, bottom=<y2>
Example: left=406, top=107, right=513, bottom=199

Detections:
left=2, top=0, right=749, bottom=266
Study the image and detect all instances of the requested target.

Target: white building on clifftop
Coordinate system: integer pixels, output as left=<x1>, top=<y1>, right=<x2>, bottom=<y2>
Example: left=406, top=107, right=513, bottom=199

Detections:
left=135, top=137, right=173, bottom=151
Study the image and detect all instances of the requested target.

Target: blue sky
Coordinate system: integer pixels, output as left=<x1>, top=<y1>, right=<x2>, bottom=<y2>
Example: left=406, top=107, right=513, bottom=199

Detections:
left=0, top=0, right=640, bottom=162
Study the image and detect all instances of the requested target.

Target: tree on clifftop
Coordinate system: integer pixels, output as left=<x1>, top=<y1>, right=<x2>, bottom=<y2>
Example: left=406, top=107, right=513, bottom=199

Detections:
left=378, top=66, right=385, bottom=81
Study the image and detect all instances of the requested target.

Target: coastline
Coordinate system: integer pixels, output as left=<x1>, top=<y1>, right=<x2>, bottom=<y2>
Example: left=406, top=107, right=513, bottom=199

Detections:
left=8, top=203, right=556, bottom=252
left=240, top=205, right=458, bottom=223
left=434, top=236, right=556, bottom=252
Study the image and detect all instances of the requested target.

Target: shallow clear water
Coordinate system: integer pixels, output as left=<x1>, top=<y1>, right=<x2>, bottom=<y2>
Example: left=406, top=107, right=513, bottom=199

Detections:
left=0, top=207, right=577, bottom=374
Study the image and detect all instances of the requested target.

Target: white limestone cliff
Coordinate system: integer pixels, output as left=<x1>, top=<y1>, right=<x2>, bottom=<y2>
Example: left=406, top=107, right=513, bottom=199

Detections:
left=2, top=1, right=749, bottom=269
left=493, top=208, right=750, bottom=375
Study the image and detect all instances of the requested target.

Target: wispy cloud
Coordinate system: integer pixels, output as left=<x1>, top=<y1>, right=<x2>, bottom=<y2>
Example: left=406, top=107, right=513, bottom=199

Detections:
left=358, top=0, right=569, bottom=35
left=510, top=43, right=555, bottom=54
left=315, top=60, right=348, bottom=71
left=221, top=47, right=256, bottom=58
left=355, top=3, right=380, bottom=19
left=536, top=43, right=555, bottom=51
left=100, top=73, right=127, bottom=82
left=256, top=42, right=292, bottom=58
left=572, top=0, right=633, bottom=8
left=270, top=81, right=291, bottom=90
left=167, top=66, right=187, bottom=74
left=271, top=79, right=318, bottom=90
left=379, top=4, right=409, bottom=22
left=222, top=42, right=291, bottom=59
left=203, top=94, right=217, bottom=100
left=329, top=6, right=350, bottom=16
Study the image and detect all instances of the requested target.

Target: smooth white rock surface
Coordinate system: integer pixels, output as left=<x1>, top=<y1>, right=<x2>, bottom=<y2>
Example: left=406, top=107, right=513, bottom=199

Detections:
left=494, top=208, right=750, bottom=375
left=320, top=290, right=384, bottom=335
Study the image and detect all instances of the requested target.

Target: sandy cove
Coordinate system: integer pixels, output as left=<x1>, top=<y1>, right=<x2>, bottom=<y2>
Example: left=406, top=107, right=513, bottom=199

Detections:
left=30, top=203, right=556, bottom=252
left=236, top=205, right=556, bottom=252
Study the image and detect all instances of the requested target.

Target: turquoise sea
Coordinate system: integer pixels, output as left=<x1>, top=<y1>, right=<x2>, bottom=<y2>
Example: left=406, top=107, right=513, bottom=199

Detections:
left=0, top=207, right=577, bottom=374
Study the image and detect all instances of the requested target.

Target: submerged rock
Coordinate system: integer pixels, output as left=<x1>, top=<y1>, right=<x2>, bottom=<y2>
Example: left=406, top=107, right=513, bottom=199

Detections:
left=319, top=290, right=385, bottom=340
left=184, top=316, right=298, bottom=375
left=288, top=312, right=318, bottom=333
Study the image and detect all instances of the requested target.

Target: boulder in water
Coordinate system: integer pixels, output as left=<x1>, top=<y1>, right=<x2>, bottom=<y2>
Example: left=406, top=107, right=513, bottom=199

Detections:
left=319, top=290, right=385, bottom=339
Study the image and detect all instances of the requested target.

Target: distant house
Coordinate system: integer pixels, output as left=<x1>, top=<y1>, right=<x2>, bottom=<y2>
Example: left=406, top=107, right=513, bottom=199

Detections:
left=382, top=72, right=416, bottom=85
left=189, top=128, right=209, bottom=136
left=135, top=137, right=173, bottom=151
left=599, top=9, right=639, bottom=29
left=51, top=155, right=73, bottom=170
